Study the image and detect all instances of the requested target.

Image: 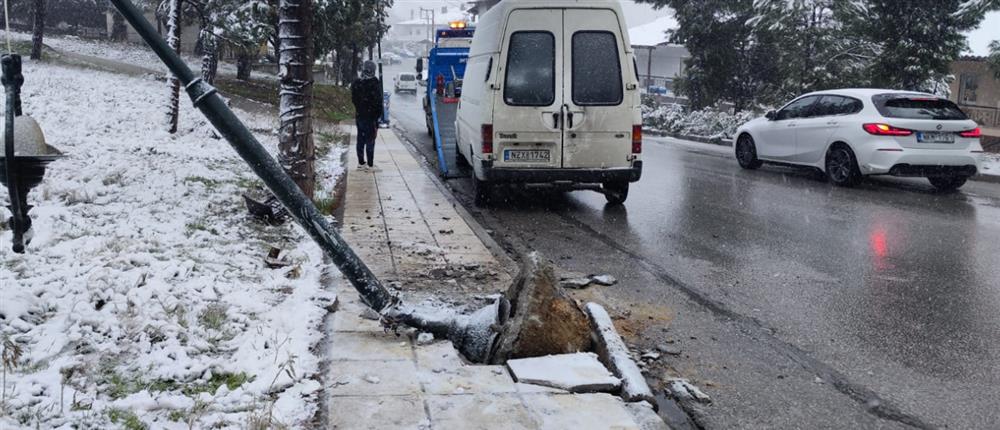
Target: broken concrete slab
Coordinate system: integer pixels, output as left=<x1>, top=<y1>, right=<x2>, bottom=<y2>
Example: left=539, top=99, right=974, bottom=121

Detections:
left=626, top=402, right=673, bottom=430
left=507, top=353, right=621, bottom=393
left=585, top=302, right=657, bottom=406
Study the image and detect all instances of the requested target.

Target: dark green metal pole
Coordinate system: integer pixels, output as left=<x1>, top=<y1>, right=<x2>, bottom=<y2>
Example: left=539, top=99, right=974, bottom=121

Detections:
left=2, top=54, right=26, bottom=253
left=108, top=0, right=396, bottom=311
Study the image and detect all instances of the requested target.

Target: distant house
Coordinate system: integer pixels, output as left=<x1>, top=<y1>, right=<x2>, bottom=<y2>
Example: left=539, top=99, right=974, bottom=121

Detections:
left=949, top=57, right=1000, bottom=130
left=628, top=16, right=689, bottom=94
left=121, top=11, right=200, bottom=53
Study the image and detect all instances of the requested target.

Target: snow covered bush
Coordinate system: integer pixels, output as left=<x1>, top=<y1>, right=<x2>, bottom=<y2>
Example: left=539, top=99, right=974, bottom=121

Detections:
left=642, top=96, right=757, bottom=140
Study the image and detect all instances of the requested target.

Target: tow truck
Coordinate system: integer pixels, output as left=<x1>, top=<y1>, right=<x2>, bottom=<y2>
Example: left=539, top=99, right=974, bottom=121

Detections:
left=419, top=21, right=474, bottom=178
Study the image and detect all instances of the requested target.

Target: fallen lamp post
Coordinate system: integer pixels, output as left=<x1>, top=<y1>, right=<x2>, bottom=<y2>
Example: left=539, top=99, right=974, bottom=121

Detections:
left=102, top=0, right=513, bottom=362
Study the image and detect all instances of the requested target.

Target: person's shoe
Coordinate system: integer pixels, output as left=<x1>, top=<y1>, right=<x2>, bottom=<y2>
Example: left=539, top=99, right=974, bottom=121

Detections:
left=357, top=164, right=368, bottom=172
left=367, top=164, right=380, bottom=172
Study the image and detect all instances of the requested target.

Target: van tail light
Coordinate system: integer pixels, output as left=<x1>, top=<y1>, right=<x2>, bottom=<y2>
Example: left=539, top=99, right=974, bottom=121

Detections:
left=632, top=125, right=642, bottom=154
left=959, top=127, right=981, bottom=138
left=481, top=124, right=493, bottom=154
left=863, top=123, right=913, bottom=136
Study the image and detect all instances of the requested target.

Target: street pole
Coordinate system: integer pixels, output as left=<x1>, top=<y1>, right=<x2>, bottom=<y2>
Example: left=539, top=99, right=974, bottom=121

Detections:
left=107, top=0, right=396, bottom=313
left=106, top=0, right=506, bottom=363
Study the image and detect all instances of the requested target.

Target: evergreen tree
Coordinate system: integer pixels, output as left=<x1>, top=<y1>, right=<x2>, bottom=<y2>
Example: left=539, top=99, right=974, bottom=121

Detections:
left=645, top=0, right=781, bottom=111
left=836, top=0, right=991, bottom=92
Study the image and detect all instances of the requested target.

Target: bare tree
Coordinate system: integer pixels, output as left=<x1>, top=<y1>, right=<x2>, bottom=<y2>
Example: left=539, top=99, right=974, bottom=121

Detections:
left=165, top=0, right=182, bottom=133
left=30, top=0, right=45, bottom=60
left=277, top=0, right=315, bottom=198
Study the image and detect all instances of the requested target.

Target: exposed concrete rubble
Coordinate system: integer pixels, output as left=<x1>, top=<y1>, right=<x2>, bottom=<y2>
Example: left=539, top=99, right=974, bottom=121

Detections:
left=507, top=353, right=621, bottom=393
left=559, top=272, right=620, bottom=289
left=586, top=302, right=657, bottom=406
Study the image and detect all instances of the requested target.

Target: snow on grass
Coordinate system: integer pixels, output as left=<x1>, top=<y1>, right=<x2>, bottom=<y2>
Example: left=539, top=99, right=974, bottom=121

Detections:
left=0, top=59, right=338, bottom=429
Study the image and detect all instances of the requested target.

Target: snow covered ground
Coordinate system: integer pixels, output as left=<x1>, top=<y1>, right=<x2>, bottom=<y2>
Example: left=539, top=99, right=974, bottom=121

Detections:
left=980, top=153, right=1000, bottom=177
left=0, top=58, right=340, bottom=428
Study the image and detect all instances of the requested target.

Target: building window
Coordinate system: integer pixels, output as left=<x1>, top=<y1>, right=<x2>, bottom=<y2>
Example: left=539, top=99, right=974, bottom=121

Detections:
left=960, top=73, right=979, bottom=105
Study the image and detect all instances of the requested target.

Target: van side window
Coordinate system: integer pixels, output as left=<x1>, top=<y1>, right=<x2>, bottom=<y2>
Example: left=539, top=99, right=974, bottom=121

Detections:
left=504, top=32, right=555, bottom=106
left=485, top=57, right=493, bottom=83
left=572, top=31, right=623, bottom=106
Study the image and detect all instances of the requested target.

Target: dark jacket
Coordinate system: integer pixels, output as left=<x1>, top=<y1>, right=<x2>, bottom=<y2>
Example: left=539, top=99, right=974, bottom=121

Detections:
left=351, top=77, right=384, bottom=119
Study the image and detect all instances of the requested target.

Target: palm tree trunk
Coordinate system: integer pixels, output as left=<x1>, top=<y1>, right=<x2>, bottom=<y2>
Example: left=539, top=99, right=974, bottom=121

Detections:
left=30, top=0, right=45, bottom=60
left=165, top=0, right=181, bottom=134
left=277, top=0, right=316, bottom=198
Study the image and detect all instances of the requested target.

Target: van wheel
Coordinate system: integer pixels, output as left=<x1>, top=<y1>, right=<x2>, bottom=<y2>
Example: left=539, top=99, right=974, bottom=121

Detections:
left=603, top=181, right=629, bottom=205
left=456, top=150, right=469, bottom=168
left=473, top=177, right=492, bottom=206
left=928, top=175, right=967, bottom=192
left=825, top=144, right=862, bottom=187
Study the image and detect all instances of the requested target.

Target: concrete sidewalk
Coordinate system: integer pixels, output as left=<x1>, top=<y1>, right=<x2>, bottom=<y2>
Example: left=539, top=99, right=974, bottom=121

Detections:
left=324, top=129, right=668, bottom=429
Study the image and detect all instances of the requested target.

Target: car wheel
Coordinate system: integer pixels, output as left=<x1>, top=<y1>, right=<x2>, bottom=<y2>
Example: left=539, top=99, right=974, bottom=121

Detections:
left=603, top=181, right=629, bottom=205
left=928, top=175, right=968, bottom=192
left=825, top=144, right=862, bottom=187
left=735, top=134, right=763, bottom=169
left=473, top=176, right=491, bottom=206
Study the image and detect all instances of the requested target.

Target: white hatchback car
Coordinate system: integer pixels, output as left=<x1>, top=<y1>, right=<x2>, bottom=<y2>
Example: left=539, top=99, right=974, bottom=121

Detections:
left=734, top=89, right=984, bottom=190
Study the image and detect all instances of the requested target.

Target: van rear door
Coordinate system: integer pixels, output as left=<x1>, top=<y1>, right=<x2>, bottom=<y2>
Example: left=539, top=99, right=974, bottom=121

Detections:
left=562, top=9, right=632, bottom=169
left=492, top=9, right=564, bottom=170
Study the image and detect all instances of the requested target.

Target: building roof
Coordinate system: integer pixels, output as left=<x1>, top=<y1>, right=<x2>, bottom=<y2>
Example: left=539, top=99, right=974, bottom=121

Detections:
left=628, top=16, right=678, bottom=47
left=395, top=9, right=473, bottom=26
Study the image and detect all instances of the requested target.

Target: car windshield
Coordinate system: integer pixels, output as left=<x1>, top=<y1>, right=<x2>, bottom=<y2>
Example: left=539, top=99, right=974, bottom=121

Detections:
left=874, top=95, right=968, bottom=120
left=400, top=75, right=415, bottom=81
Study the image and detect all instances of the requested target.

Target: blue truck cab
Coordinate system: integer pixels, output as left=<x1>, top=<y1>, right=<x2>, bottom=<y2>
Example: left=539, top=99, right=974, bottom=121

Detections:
left=422, top=25, right=474, bottom=138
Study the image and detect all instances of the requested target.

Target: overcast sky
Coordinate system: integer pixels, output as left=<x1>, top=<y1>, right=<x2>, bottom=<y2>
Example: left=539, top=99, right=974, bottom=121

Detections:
left=391, top=1, right=999, bottom=56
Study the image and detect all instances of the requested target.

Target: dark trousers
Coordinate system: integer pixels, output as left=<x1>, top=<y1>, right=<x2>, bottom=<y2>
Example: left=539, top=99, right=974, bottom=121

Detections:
left=356, top=116, right=378, bottom=166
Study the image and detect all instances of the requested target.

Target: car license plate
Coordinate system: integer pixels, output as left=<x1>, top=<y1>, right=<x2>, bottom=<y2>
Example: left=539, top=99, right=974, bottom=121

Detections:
left=917, top=132, right=955, bottom=144
left=504, top=149, right=550, bottom=162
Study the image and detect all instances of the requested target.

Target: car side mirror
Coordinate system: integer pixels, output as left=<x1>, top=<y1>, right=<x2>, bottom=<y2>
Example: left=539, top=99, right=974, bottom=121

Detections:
left=416, top=58, right=424, bottom=74
left=765, top=110, right=777, bottom=120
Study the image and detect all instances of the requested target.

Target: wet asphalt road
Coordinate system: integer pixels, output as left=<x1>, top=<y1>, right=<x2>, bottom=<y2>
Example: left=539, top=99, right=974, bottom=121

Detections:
left=376, top=62, right=1000, bottom=429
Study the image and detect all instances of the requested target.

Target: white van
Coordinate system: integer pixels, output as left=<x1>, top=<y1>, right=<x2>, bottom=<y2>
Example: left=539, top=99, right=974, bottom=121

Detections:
left=394, top=72, right=418, bottom=94
left=455, top=0, right=643, bottom=205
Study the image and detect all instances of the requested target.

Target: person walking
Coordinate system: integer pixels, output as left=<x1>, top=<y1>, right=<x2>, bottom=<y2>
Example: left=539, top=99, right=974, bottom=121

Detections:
left=351, top=60, right=384, bottom=171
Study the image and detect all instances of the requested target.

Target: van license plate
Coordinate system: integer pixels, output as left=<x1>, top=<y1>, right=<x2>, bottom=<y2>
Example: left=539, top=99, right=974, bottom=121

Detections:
left=504, top=149, right=550, bottom=162
left=917, top=132, right=955, bottom=144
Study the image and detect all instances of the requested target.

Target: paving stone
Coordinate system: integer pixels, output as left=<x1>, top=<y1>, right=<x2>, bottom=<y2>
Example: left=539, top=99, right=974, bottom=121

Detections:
left=414, top=340, right=467, bottom=369
left=507, top=353, right=621, bottom=393
left=427, top=394, right=538, bottom=430
left=331, top=308, right=385, bottom=333
left=523, top=393, right=640, bottom=430
left=327, top=332, right=413, bottom=361
left=327, top=360, right=422, bottom=397
left=328, top=395, right=430, bottom=430
left=419, top=364, right=518, bottom=395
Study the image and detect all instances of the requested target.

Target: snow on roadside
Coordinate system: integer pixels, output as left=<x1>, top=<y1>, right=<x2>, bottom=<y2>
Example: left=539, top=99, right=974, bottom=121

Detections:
left=980, top=153, right=1000, bottom=176
left=1, top=59, right=338, bottom=429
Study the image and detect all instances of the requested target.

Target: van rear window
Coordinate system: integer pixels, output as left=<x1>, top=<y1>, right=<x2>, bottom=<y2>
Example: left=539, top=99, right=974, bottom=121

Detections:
left=504, top=32, right=555, bottom=106
left=873, top=95, right=968, bottom=120
left=572, top=32, right=623, bottom=106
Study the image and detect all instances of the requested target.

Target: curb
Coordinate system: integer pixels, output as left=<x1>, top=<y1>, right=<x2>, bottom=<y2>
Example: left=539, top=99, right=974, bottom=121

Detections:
left=646, top=130, right=734, bottom=147
left=971, top=173, right=1000, bottom=184
left=585, top=302, right=657, bottom=407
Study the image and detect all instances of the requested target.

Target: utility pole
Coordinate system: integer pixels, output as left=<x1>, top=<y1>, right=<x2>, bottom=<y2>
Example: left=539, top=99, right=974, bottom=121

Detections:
left=419, top=7, right=435, bottom=56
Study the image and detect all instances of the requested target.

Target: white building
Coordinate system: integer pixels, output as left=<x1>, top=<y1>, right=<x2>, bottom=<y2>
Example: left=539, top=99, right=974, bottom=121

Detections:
left=628, top=16, right=689, bottom=92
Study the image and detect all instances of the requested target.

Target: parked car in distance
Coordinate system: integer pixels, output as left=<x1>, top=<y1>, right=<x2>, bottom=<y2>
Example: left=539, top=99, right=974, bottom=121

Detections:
left=734, top=89, right=984, bottom=191
left=383, top=53, right=402, bottom=65
left=455, top=0, right=643, bottom=205
left=394, top=73, right=418, bottom=94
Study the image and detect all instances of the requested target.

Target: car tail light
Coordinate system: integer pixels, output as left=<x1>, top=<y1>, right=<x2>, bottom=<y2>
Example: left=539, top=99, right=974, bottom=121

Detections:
left=959, top=127, right=981, bottom=138
left=863, top=123, right=913, bottom=136
left=632, top=125, right=642, bottom=154
left=481, top=124, right=493, bottom=154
